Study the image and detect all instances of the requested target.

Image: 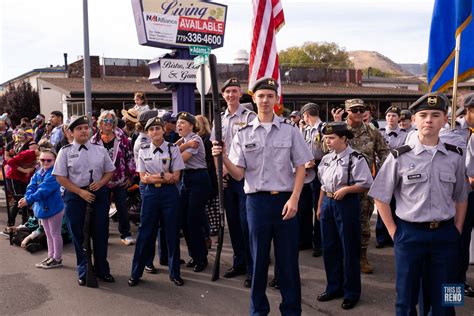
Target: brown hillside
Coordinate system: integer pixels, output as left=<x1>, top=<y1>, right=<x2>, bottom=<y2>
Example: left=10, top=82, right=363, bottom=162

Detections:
left=348, top=50, right=411, bottom=76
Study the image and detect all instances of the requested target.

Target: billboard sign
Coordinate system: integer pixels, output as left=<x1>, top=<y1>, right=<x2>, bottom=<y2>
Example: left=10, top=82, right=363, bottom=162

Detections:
left=132, top=0, right=227, bottom=49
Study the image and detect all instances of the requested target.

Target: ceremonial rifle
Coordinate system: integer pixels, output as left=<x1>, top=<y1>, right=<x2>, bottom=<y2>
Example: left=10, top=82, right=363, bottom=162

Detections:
left=83, top=170, right=98, bottom=287
left=209, top=54, right=226, bottom=282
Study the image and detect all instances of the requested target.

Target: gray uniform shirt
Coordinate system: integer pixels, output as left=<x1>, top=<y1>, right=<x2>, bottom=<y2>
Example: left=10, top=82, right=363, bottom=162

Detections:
left=137, top=141, right=184, bottom=174
left=211, top=104, right=257, bottom=152
left=303, top=119, right=324, bottom=161
left=466, top=136, right=474, bottom=177
left=182, top=132, right=207, bottom=170
left=228, top=115, right=312, bottom=194
left=52, top=140, right=116, bottom=187
left=439, top=118, right=470, bottom=149
left=380, top=126, right=408, bottom=149
left=368, top=134, right=468, bottom=222
left=134, top=132, right=150, bottom=165
left=318, top=146, right=373, bottom=193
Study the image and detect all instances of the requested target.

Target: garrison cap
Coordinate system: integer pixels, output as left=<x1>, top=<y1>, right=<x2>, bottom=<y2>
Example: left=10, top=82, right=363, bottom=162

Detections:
left=409, top=92, right=450, bottom=113
left=221, top=78, right=241, bottom=92
left=345, top=99, right=365, bottom=110
left=385, top=106, right=401, bottom=116
left=290, top=111, right=300, bottom=117
left=400, top=110, right=412, bottom=120
left=144, top=117, right=164, bottom=131
left=300, top=102, right=320, bottom=115
left=138, top=109, right=158, bottom=125
left=321, top=122, right=354, bottom=139
left=463, top=93, right=474, bottom=108
left=250, top=77, right=279, bottom=94
left=177, top=111, right=196, bottom=126
left=68, top=115, right=90, bottom=131
left=162, top=111, right=177, bottom=123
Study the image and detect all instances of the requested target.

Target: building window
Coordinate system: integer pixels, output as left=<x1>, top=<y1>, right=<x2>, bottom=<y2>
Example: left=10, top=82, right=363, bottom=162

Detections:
left=67, top=102, right=85, bottom=117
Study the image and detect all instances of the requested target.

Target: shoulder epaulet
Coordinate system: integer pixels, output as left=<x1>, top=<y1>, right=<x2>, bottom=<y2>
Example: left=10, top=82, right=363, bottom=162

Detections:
left=141, top=144, right=150, bottom=149
left=238, top=124, right=251, bottom=131
left=379, top=127, right=386, bottom=131
left=242, top=108, right=249, bottom=114
left=390, top=145, right=412, bottom=158
left=62, top=144, right=72, bottom=149
left=220, top=111, right=225, bottom=116
left=400, top=128, right=407, bottom=132
left=168, top=143, right=177, bottom=147
left=282, top=118, right=296, bottom=127
left=445, top=143, right=463, bottom=156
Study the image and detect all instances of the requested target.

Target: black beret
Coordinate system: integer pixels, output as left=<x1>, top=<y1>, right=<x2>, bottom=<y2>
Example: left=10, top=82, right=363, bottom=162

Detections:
left=321, top=122, right=354, bottom=139
left=385, top=106, right=401, bottom=116
left=138, top=109, right=159, bottom=124
left=177, top=111, right=196, bottom=126
left=250, top=77, right=279, bottom=94
left=144, top=117, right=164, bottom=131
left=221, top=78, right=241, bottom=92
left=400, top=110, right=412, bottom=120
left=68, top=115, right=90, bottom=131
left=463, top=93, right=474, bottom=108
left=300, top=103, right=320, bottom=115
left=409, top=92, right=450, bottom=113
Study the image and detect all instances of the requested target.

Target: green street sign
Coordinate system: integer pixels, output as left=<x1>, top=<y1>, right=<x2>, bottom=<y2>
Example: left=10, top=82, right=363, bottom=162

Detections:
left=189, top=45, right=211, bottom=56
left=193, top=54, right=209, bottom=66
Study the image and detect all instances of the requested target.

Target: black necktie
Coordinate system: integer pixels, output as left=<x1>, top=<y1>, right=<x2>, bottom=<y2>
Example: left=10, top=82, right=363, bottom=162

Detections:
left=153, top=147, right=163, bottom=154
left=388, top=132, right=398, bottom=137
left=79, top=144, right=88, bottom=151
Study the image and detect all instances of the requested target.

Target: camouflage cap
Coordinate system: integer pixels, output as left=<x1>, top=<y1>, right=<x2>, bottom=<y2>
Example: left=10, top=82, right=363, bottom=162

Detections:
left=409, top=92, right=450, bottom=113
left=345, top=99, right=365, bottom=110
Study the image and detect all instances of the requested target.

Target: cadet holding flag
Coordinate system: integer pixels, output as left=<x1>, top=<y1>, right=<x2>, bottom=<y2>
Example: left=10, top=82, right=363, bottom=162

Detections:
left=369, top=92, right=468, bottom=314
left=212, top=77, right=312, bottom=315
left=52, top=116, right=115, bottom=286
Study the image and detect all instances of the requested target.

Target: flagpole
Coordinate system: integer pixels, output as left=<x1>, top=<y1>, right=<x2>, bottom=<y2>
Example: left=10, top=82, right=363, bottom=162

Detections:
left=451, top=33, right=461, bottom=130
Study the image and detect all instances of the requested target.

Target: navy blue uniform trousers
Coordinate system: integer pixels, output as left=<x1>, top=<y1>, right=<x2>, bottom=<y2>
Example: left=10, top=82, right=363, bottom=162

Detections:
left=247, top=192, right=301, bottom=316
left=64, top=187, right=110, bottom=279
left=394, top=219, right=460, bottom=316
left=180, top=169, right=211, bottom=263
left=224, top=177, right=252, bottom=275
left=320, top=194, right=361, bottom=301
left=131, top=184, right=181, bottom=279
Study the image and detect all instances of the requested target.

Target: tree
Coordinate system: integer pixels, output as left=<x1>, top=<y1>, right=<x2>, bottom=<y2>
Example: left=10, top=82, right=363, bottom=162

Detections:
left=0, top=81, right=40, bottom=126
left=279, top=41, right=353, bottom=68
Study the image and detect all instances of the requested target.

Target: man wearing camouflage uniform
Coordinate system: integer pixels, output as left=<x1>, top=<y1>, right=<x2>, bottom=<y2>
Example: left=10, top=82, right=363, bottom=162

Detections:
left=332, top=99, right=389, bottom=273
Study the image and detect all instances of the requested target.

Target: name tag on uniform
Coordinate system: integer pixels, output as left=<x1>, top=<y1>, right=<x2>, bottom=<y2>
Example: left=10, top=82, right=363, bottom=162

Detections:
left=234, top=121, right=245, bottom=126
left=245, top=143, right=256, bottom=148
left=70, top=154, right=79, bottom=158
left=144, top=158, right=152, bottom=161
left=407, top=174, right=421, bottom=180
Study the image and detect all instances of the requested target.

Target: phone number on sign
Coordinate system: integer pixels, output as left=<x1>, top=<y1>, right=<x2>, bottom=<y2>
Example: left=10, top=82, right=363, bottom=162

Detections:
left=177, top=33, right=222, bottom=46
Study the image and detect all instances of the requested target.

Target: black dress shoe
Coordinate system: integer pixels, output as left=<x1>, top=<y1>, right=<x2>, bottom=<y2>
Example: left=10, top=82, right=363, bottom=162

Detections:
left=465, top=282, right=474, bottom=297
left=375, top=243, right=385, bottom=249
left=145, top=265, right=158, bottom=274
left=186, top=259, right=196, bottom=268
left=170, top=276, right=184, bottom=286
left=223, top=267, right=247, bottom=278
left=317, top=291, right=344, bottom=302
left=179, top=259, right=185, bottom=265
left=268, top=278, right=280, bottom=289
left=128, top=277, right=139, bottom=287
left=244, top=276, right=252, bottom=288
left=312, top=249, right=322, bottom=257
left=98, top=275, right=115, bottom=283
left=341, top=299, right=358, bottom=310
left=193, top=260, right=207, bottom=272
left=78, top=278, right=86, bottom=286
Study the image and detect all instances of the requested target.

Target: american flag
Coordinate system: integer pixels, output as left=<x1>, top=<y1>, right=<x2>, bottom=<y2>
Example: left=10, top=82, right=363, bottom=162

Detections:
left=249, top=0, right=285, bottom=100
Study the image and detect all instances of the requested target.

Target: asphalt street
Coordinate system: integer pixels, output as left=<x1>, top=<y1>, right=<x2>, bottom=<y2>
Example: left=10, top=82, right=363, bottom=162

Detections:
left=1, top=208, right=473, bottom=316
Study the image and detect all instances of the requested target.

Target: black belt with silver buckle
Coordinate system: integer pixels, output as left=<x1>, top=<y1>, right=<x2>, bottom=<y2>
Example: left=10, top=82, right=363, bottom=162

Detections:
left=409, top=218, right=453, bottom=230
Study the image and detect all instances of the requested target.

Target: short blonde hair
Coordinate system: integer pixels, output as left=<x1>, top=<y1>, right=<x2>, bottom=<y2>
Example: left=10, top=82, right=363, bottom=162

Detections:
left=98, top=110, right=117, bottom=128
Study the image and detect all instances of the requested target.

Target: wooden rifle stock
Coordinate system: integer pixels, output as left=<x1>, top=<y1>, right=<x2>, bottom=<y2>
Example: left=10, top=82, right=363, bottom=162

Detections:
left=209, top=54, right=226, bottom=282
left=84, top=170, right=98, bottom=287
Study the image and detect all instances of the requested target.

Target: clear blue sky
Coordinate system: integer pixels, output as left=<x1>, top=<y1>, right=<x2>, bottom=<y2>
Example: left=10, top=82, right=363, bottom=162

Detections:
left=0, top=0, right=435, bottom=82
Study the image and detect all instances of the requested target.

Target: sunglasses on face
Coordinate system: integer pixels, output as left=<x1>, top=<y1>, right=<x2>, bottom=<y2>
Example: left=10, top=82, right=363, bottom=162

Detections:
left=102, top=118, right=114, bottom=124
left=40, top=158, right=53, bottom=163
left=349, top=108, right=366, bottom=114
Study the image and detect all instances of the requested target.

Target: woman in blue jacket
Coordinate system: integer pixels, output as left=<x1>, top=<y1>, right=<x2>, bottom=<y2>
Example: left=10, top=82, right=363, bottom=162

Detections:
left=19, top=146, right=64, bottom=269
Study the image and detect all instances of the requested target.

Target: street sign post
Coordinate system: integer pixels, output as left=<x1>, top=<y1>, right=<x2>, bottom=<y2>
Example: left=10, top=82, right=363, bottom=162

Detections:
left=194, top=54, right=209, bottom=66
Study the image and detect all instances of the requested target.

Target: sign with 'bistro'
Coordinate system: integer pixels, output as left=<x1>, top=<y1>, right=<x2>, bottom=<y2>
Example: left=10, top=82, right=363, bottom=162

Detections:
left=132, top=0, right=227, bottom=49
left=160, top=59, right=199, bottom=83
